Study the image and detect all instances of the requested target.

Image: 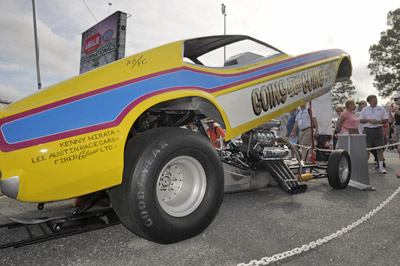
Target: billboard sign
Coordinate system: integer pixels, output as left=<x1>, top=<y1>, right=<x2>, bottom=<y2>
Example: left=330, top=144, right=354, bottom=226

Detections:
left=79, top=11, right=127, bottom=74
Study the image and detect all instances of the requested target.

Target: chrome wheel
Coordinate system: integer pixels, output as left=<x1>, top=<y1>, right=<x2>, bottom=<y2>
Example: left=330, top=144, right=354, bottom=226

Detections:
left=157, top=156, right=206, bottom=217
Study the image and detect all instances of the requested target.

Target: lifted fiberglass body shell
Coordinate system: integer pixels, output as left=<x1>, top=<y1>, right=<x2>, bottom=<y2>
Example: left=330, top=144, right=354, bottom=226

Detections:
left=0, top=35, right=351, bottom=202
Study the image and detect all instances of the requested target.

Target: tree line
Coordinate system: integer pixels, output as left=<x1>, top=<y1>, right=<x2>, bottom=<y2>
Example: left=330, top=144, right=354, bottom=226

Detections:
left=368, top=8, right=400, bottom=98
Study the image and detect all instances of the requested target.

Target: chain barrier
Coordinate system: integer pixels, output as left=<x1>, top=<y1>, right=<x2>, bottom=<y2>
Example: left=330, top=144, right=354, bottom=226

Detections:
left=365, top=141, right=400, bottom=151
left=237, top=185, right=400, bottom=266
left=293, top=141, right=400, bottom=152
left=292, top=143, right=332, bottom=152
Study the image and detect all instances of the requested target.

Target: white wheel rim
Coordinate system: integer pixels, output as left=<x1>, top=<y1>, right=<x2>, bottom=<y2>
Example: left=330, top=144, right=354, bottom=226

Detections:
left=156, top=156, right=207, bottom=217
left=338, top=155, right=349, bottom=183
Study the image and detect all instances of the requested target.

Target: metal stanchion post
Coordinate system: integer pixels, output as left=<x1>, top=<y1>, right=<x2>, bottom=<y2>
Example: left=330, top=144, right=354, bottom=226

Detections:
left=338, top=134, right=375, bottom=191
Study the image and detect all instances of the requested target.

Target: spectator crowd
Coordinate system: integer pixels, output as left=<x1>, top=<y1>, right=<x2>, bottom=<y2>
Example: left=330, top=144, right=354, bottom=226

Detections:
left=282, top=94, right=400, bottom=177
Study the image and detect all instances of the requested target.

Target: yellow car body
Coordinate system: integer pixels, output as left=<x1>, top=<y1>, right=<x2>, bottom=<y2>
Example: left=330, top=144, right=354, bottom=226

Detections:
left=0, top=35, right=352, bottom=202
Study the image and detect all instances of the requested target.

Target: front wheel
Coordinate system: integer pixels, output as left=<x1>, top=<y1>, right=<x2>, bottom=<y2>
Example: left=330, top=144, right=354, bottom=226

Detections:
left=109, top=127, right=224, bottom=243
left=327, top=150, right=351, bottom=189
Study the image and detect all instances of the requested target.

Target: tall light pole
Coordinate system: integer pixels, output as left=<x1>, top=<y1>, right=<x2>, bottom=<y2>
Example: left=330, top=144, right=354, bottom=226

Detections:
left=31, top=0, right=41, bottom=90
left=221, top=3, right=227, bottom=62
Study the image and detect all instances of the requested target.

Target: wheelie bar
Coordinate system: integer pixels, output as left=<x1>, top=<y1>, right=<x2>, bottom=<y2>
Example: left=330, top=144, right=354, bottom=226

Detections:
left=0, top=207, right=119, bottom=249
left=261, top=159, right=307, bottom=194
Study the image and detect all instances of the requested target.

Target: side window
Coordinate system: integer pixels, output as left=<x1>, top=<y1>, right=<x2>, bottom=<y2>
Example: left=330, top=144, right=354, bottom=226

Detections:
left=195, top=47, right=224, bottom=67
left=188, top=40, right=281, bottom=68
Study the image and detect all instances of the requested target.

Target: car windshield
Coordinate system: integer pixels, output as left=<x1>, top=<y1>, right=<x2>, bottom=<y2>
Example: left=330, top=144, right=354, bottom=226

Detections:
left=183, top=35, right=283, bottom=68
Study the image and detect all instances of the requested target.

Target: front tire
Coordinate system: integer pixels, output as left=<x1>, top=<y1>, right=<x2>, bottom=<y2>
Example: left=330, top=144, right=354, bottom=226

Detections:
left=109, top=127, right=224, bottom=243
left=327, top=150, right=351, bottom=189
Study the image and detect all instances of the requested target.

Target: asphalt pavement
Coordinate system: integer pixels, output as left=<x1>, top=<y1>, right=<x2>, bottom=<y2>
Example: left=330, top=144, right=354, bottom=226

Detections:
left=1, top=150, right=400, bottom=266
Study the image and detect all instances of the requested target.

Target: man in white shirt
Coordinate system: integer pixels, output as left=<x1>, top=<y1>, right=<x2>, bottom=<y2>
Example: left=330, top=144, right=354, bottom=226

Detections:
left=290, top=104, right=319, bottom=161
left=359, top=95, right=389, bottom=174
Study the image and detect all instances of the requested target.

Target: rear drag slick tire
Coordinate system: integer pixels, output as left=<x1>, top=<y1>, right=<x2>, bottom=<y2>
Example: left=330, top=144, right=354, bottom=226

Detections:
left=109, top=127, right=224, bottom=243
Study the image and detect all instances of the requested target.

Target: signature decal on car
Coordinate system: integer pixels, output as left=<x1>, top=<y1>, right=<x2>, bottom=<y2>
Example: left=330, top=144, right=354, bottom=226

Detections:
left=126, top=55, right=149, bottom=69
left=31, top=129, right=118, bottom=165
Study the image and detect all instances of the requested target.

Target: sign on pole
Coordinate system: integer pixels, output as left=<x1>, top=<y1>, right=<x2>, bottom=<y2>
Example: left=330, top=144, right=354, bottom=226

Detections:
left=79, top=11, right=127, bottom=74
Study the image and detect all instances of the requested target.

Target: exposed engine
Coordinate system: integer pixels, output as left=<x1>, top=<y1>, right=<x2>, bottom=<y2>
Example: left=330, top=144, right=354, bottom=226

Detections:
left=221, top=119, right=306, bottom=194
left=221, top=120, right=289, bottom=170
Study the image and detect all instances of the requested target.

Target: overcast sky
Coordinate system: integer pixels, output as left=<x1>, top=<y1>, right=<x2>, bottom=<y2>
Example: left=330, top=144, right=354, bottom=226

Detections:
left=0, top=0, right=398, bottom=103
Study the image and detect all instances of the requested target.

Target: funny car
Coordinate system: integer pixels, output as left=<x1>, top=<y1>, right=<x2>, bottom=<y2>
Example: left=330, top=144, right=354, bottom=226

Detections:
left=0, top=35, right=352, bottom=243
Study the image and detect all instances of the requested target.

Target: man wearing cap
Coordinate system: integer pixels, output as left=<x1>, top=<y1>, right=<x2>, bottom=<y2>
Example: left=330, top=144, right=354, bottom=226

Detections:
left=389, top=93, right=400, bottom=178
left=205, top=118, right=226, bottom=148
left=359, top=95, right=389, bottom=174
